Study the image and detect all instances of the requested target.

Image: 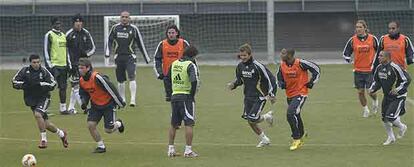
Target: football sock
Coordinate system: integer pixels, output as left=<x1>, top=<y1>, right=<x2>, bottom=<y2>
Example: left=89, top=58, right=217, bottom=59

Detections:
left=41, top=132, right=47, bottom=141
left=184, top=145, right=192, bottom=153
left=60, top=103, right=67, bottom=112
left=68, top=88, right=76, bottom=110
left=118, top=82, right=126, bottom=102
left=362, top=105, right=369, bottom=111
left=259, top=132, right=267, bottom=140
left=392, top=117, right=405, bottom=129
left=56, top=128, right=65, bottom=138
left=383, top=122, right=395, bottom=139
left=129, top=81, right=136, bottom=104
left=97, top=140, right=105, bottom=148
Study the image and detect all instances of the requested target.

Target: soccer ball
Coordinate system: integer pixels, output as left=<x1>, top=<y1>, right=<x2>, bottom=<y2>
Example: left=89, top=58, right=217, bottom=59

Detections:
left=21, top=154, right=36, bottom=167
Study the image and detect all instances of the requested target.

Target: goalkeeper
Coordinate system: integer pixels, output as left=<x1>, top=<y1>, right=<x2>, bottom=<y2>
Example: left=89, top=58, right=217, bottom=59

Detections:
left=105, top=11, right=150, bottom=107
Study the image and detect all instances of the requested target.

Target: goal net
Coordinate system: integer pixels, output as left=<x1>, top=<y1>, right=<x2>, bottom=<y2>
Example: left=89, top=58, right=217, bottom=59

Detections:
left=356, top=0, right=414, bottom=38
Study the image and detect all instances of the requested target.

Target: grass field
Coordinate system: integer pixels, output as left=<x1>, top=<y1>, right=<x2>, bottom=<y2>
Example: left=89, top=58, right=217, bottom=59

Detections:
left=0, top=64, right=413, bottom=167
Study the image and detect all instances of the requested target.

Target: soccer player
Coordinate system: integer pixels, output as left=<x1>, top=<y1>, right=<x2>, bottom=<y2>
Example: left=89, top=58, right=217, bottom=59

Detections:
left=154, top=25, right=190, bottom=101
left=226, top=43, right=276, bottom=148
left=277, top=48, right=320, bottom=151
left=343, top=20, right=379, bottom=117
left=105, top=11, right=150, bottom=107
left=78, top=58, right=126, bottom=153
left=12, top=54, right=68, bottom=149
left=165, top=46, right=200, bottom=158
left=373, top=20, right=414, bottom=70
left=66, top=14, right=96, bottom=114
left=369, top=51, right=411, bottom=145
left=44, top=17, right=71, bottom=114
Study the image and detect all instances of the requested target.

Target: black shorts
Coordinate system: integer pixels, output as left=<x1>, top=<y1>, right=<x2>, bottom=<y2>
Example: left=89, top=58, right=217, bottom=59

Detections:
left=30, top=98, right=50, bottom=120
left=163, top=77, right=172, bottom=101
left=69, top=65, right=80, bottom=87
left=381, top=97, right=406, bottom=122
left=287, top=95, right=307, bottom=115
left=354, top=71, right=373, bottom=89
left=115, top=54, right=136, bottom=82
left=171, top=99, right=195, bottom=127
left=87, top=103, right=117, bottom=129
left=50, top=66, right=68, bottom=89
left=242, top=97, right=266, bottom=122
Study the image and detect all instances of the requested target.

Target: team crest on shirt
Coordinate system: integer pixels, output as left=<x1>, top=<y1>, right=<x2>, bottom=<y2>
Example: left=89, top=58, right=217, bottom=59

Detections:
left=378, top=71, right=388, bottom=79
left=357, top=45, right=370, bottom=53
left=39, top=73, right=43, bottom=80
left=83, top=36, right=87, bottom=41
left=117, top=32, right=129, bottom=38
left=72, top=35, right=76, bottom=39
left=242, top=69, right=254, bottom=78
left=129, top=30, right=132, bottom=34
left=286, top=70, right=297, bottom=78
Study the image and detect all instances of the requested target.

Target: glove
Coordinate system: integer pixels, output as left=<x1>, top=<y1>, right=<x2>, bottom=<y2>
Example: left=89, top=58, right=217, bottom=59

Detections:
left=81, top=103, right=87, bottom=110
left=157, top=74, right=164, bottom=80
left=117, top=101, right=126, bottom=109
left=306, top=82, right=314, bottom=89
left=278, top=82, right=286, bottom=89
left=104, top=57, right=110, bottom=67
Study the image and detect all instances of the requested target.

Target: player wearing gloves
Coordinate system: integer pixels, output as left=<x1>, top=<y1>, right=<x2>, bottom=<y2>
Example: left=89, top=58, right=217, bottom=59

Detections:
left=105, top=11, right=150, bottom=107
left=78, top=58, right=126, bottom=153
left=277, top=48, right=320, bottom=151
left=12, top=54, right=69, bottom=149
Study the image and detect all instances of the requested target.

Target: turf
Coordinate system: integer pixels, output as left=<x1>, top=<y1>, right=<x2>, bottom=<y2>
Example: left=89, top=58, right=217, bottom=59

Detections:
left=0, top=64, right=413, bottom=167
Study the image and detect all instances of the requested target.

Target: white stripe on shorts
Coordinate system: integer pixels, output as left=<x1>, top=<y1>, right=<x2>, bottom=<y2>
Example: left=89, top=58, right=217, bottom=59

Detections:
left=184, top=101, right=194, bottom=121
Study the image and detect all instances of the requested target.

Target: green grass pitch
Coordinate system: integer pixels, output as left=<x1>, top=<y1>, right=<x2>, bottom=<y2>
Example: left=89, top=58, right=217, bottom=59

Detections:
left=0, top=64, right=413, bottom=167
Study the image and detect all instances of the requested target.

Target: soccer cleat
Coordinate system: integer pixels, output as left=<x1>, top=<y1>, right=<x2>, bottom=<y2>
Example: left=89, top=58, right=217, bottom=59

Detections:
left=117, top=119, right=125, bottom=133
left=68, top=109, right=77, bottom=114
left=38, top=140, right=47, bottom=149
left=362, top=109, right=370, bottom=118
left=289, top=139, right=303, bottom=151
left=382, top=136, right=396, bottom=145
left=256, top=136, right=271, bottom=148
left=184, top=151, right=198, bottom=158
left=60, top=131, right=69, bottom=148
left=93, top=147, right=106, bottom=153
left=263, top=110, right=274, bottom=127
left=60, top=110, right=71, bottom=115
left=167, top=150, right=181, bottom=157
left=397, top=124, right=407, bottom=139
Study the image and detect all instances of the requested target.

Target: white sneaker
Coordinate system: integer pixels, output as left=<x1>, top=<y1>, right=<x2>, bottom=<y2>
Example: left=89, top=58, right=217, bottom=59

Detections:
left=263, top=110, right=274, bottom=127
left=362, top=109, right=370, bottom=118
left=184, top=151, right=198, bottom=158
left=256, top=136, right=270, bottom=148
left=382, top=136, right=396, bottom=145
left=397, top=124, right=407, bottom=139
left=167, top=149, right=179, bottom=157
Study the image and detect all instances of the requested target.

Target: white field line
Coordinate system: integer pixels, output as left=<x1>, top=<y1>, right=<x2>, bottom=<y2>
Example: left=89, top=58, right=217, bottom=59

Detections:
left=0, top=137, right=412, bottom=147
left=1, top=100, right=359, bottom=115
